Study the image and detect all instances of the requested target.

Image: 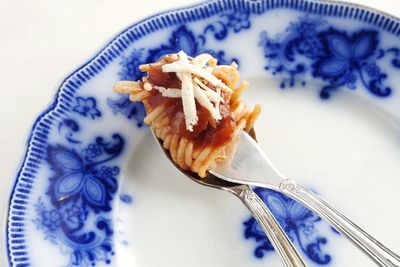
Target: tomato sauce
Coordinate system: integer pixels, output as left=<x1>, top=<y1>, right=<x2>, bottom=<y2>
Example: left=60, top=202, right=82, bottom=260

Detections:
left=144, top=65, right=235, bottom=149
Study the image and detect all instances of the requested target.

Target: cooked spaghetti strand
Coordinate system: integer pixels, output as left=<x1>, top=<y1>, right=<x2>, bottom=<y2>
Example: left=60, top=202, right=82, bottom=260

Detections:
left=113, top=52, right=261, bottom=178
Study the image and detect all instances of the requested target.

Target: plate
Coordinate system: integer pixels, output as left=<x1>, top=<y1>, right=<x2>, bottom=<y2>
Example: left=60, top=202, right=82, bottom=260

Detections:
left=5, top=0, right=400, bottom=266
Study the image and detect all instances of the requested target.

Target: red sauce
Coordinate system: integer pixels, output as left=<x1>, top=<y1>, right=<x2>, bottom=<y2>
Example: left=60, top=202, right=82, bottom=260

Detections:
left=147, top=65, right=181, bottom=88
left=193, top=115, right=235, bottom=149
left=144, top=65, right=235, bottom=149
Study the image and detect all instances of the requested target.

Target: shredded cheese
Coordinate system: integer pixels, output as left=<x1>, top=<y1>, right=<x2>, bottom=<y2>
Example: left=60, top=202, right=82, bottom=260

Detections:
left=193, top=83, right=222, bottom=121
left=154, top=86, right=182, bottom=98
left=162, top=61, right=232, bottom=92
left=146, top=51, right=232, bottom=131
left=193, top=53, right=213, bottom=67
left=215, top=87, right=221, bottom=112
left=175, top=51, right=198, bottom=132
left=193, top=77, right=224, bottom=104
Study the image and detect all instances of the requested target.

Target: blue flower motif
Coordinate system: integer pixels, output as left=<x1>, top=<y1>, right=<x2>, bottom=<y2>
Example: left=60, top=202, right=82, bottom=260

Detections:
left=365, top=62, right=381, bottom=77
left=285, top=17, right=326, bottom=60
left=147, top=26, right=199, bottom=62
left=119, top=49, right=145, bottom=81
left=244, top=188, right=334, bottom=264
left=47, top=136, right=123, bottom=213
left=107, top=95, right=146, bottom=127
left=298, top=22, right=317, bottom=38
left=35, top=134, right=123, bottom=267
left=99, top=166, right=119, bottom=178
left=259, top=16, right=394, bottom=99
left=226, top=11, right=251, bottom=33
left=109, top=48, right=147, bottom=126
left=343, top=71, right=357, bottom=89
left=258, top=30, right=307, bottom=88
left=73, top=96, right=101, bottom=119
left=313, top=29, right=378, bottom=78
left=42, top=209, right=62, bottom=231
left=82, top=144, right=102, bottom=160
left=259, top=32, right=282, bottom=71
left=64, top=204, right=87, bottom=227
left=148, top=25, right=235, bottom=65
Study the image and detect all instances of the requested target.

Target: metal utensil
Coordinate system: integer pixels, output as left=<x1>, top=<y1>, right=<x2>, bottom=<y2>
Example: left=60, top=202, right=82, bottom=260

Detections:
left=150, top=130, right=307, bottom=267
left=210, top=131, right=400, bottom=267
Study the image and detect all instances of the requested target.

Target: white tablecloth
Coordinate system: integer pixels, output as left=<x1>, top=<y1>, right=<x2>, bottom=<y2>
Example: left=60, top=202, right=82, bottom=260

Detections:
left=0, top=0, right=399, bottom=261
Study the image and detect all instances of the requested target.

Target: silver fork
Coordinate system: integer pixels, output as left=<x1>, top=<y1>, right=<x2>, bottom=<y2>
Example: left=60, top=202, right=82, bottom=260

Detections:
left=151, top=130, right=307, bottom=267
left=211, top=131, right=400, bottom=267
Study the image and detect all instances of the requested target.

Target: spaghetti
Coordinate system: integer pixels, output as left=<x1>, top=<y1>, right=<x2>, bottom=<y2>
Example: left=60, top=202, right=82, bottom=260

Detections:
left=113, top=51, right=261, bottom=178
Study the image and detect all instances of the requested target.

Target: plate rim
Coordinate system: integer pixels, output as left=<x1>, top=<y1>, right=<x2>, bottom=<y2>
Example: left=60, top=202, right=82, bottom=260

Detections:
left=6, top=0, right=400, bottom=266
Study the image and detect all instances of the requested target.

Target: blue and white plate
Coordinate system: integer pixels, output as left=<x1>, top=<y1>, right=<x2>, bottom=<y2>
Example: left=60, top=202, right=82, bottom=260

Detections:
left=5, top=0, right=400, bottom=266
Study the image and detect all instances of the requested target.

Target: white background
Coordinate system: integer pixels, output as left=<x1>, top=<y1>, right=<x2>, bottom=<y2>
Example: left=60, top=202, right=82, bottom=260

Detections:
left=0, top=0, right=399, bottom=257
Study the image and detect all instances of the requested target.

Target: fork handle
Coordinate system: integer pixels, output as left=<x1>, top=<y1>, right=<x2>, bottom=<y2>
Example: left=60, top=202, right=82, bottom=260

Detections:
left=233, top=185, right=308, bottom=267
left=278, top=179, right=400, bottom=267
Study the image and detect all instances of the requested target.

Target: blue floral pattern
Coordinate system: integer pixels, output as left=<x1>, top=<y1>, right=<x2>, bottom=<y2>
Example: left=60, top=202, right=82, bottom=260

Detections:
left=12, top=1, right=400, bottom=265
left=107, top=49, right=147, bottom=126
left=107, top=15, right=343, bottom=264
left=225, top=11, right=251, bottom=33
left=34, top=132, right=124, bottom=266
left=259, top=16, right=400, bottom=99
left=148, top=25, right=235, bottom=64
left=107, top=95, right=146, bottom=127
left=118, top=48, right=145, bottom=81
left=44, top=15, right=252, bottom=264
left=244, top=188, right=337, bottom=264
left=58, top=119, right=81, bottom=144
left=73, top=96, right=102, bottom=119
left=41, top=209, right=62, bottom=231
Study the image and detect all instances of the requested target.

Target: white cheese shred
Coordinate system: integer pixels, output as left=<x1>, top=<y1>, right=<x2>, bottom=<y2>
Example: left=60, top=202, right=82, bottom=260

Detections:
left=215, top=87, right=221, bottom=112
left=193, top=54, right=213, bottom=67
left=193, top=83, right=222, bottom=121
left=162, top=61, right=232, bottom=92
left=193, top=77, right=224, bottom=104
left=154, top=86, right=182, bottom=98
left=147, top=50, right=231, bottom=131
left=176, top=51, right=198, bottom=132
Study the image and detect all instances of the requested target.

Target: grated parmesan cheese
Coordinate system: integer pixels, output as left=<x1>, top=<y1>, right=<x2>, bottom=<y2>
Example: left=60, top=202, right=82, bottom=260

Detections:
left=162, top=60, right=232, bottom=92
left=193, top=53, right=213, bottom=67
left=193, top=83, right=222, bottom=121
left=148, top=51, right=232, bottom=131
left=215, top=87, right=221, bottom=112
left=154, top=86, right=182, bottom=98
left=193, top=77, right=224, bottom=104
left=175, top=51, right=198, bottom=132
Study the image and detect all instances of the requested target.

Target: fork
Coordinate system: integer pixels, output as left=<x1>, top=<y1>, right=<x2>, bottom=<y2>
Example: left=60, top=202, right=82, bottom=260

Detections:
left=151, top=130, right=308, bottom=267
left=210, top=131, right=400, bottom=267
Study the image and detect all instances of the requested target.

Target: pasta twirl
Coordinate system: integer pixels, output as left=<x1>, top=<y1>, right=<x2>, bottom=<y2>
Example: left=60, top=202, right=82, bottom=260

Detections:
left=113, top=51, right=261, bottom=178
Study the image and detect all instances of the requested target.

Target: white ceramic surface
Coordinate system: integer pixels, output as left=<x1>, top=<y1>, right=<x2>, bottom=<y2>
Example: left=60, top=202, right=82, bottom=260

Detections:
left=2, top=0, right=400, bottom=266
